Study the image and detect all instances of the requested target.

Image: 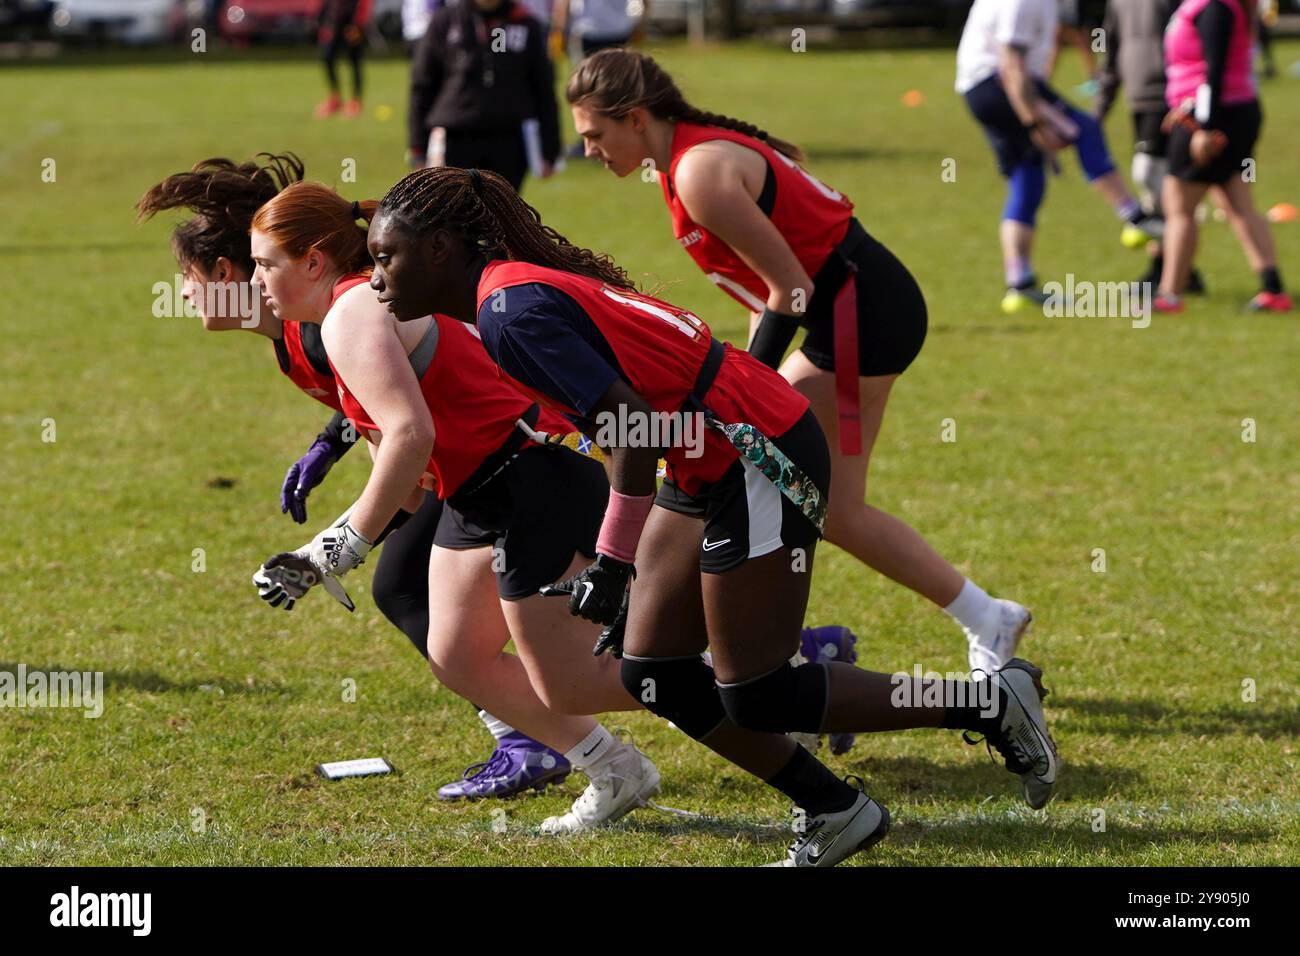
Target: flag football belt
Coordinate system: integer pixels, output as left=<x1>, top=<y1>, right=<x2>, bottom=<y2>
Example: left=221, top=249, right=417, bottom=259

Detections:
left=684, top=337, right=828, bottom=535
left=822, top=216, right=871, bottom=457
left=451, top=403, right=543, bottom=502
left=514, top=417, right=608, bottom=465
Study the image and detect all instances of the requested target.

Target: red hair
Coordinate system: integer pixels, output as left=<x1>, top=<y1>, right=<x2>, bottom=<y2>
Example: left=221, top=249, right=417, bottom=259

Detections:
left=250, top=181, right=376, bottom=274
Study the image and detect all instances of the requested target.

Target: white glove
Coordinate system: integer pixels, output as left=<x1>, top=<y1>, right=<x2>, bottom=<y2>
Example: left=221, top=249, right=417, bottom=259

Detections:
left=252, top=504, right=369, bottom=612
left=304, top=521, right=373, bottom=576
left=252, top=552, right=356, bottom=612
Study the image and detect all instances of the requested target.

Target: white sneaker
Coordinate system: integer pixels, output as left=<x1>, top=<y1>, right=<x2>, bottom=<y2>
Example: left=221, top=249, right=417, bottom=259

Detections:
left=766, top=784, right=890, bottom=867
left=966, top=600, right=1032, bottom=677
left=539, top=742, right=660, bottom=834
left=968, top=658, right=1059, bottom=809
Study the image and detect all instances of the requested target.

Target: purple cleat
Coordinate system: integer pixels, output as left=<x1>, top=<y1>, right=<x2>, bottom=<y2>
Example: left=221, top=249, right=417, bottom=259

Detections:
left=437, top=731, right=571, bottom=801
left=800, top=626, right=860, bottom=756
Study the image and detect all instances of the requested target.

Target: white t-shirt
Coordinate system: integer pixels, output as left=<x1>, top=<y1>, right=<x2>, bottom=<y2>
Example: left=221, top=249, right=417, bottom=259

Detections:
left=403, top=0, right=438, bottom=42
left=569, top=0, right=639, bottom=41
left=955, top=0, right=1060, bottom=94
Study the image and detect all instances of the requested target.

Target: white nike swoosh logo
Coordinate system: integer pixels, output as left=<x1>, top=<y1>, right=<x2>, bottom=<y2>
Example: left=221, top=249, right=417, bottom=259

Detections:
left=701, top=538, right=732, bottom=552
left=576, top=581, right=595, bottom=608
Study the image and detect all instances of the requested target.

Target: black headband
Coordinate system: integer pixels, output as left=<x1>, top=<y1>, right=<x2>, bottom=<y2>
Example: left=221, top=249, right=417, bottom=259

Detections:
left=467, top=168, right=482, bottom=192
left=351, top=200, right=362, bottom=220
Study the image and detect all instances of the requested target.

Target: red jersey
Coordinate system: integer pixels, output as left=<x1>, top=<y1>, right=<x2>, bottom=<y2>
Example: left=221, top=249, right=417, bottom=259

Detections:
left=275, top=319, right=344, bottom=412
left=659, top=121, right=854, bottom=312
left=326, top=276, right=567, bottom=500
left=477, top=260, right=809, bottom=495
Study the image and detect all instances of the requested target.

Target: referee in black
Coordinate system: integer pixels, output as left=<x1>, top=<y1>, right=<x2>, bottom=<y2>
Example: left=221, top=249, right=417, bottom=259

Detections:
left=407, top=0, right=561, bottom=191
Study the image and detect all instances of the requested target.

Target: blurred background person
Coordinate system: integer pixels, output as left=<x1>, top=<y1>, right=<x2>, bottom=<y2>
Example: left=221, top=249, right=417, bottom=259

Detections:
left=1156, top=0, right=1290, bottom=312
left=956, top=0, right=1163, bottom=313
left=407, top=0, right=560, bottom=190
left=1048, top=0, right=1103, bottom=94
left=520, top=0, right=555, bottom=29
left=315, top=0, right=372, bottom=118
left=1095, top=0, right=1206, bottom=292
left=553, top=0, right=646, bottom=159
left=1255, top=0, right=1277, bottom=78
left=402, top=0, right=442, bottom=52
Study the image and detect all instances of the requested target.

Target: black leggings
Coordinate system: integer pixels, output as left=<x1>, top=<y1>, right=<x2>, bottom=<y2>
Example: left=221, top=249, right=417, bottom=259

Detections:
left=370, top=492, right=443, bottom=658
left=322, top=30, right=364, bottom=98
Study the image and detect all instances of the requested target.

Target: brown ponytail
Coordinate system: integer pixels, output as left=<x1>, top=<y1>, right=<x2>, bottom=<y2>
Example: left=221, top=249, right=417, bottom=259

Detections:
left=566, top=48, right=805, bottom=163
left=250, top=182, right=375, bottom=276
left=377, top=166, right=633, bottom=290
left=135, top=153, right=304, bottom=274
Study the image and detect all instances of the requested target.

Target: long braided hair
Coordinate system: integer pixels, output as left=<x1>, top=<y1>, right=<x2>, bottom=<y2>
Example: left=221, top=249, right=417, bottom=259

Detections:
left=566, top=49, right=805, bottom=163
left=377, top=166, right=633, bottom=290
left=135, top=153, right=305, bottom=274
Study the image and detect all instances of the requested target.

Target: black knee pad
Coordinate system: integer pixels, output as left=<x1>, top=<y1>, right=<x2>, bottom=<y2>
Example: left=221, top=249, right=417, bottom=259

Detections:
left=620, top=655, right=727, bottom=740
left=717, top=662, right=829, bottom=733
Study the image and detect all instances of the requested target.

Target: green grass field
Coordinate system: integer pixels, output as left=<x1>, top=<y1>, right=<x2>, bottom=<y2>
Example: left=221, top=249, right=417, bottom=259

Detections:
left=2, top=38, right=1298, bottom=866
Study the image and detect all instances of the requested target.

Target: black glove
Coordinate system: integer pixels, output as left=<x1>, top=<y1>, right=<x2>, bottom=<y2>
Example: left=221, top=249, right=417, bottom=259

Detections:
left=539, top=554, right=633, bottom=626
left=747, top=307, right=802, bottom=370
left=593, top=588, right=629, bottom=658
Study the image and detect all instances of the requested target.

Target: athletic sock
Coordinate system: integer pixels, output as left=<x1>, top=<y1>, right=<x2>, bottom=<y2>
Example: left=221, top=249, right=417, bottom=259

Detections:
left=564, top=724, right=618, bottom=773
left=1006, top=256, right=1034, bottom=289
left=477, top=709, right=515, bottom=742
left=939, top=681, right=1007, bottom=735
left=1116, top=196, right=1143, bottom=222
left=1260, top=267, right=1283, bottom=295
left=944, top=579, right=997, bottom=635
left=767, top=745, right=858, bottom=816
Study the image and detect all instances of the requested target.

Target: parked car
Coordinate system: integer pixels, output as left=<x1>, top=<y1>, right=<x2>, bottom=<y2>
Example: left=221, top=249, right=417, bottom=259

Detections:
left=0, top=0, right=57, bottom=40
left=49, top=0, right=188, bottom=43
left=828, top=0, right=974, bottom=30
left=219, top=0, right=318, bottom=42
left=370, top=0, right=401, bottom=40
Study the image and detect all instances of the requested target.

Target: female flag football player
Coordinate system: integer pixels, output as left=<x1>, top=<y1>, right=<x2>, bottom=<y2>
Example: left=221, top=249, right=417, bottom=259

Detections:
left=565, top=49, right=1031, bottom=678
left=135, top=154, right=580, bottom=804
left=245, top=180, right=670, bottom=833
left=364, top=165, right=1060, bottom=866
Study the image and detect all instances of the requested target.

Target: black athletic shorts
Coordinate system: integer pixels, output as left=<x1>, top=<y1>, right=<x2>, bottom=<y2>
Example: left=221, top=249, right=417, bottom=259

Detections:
left=964, top=74, right=1070, bottom=176
left=653, top=409, right=830, bottom=574
left=1132, top=109, right=1169, bottom=157
left=434, top=444, right=607, bottom=600
left=1168, top=100, right=1261, bottom=185
left=799, top=219, right=928, bottom=378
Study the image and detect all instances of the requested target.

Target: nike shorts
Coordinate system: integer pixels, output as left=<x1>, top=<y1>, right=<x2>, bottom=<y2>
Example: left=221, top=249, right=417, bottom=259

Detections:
left=652, top=409, right=829, bottom=574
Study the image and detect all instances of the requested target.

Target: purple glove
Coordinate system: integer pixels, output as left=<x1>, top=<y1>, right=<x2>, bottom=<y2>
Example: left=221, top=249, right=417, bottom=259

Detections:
left=280, top=439, right=338, bottom=524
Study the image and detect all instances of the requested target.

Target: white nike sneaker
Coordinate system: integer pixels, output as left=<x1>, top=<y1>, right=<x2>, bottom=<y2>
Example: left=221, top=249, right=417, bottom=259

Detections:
left=966, top=658, right=1059, bottom=809
left=539, top=741, right=661, bottom=835
left=766, top=784, right=890, bottom=867
left=966, top=600, right=1032, bottom=677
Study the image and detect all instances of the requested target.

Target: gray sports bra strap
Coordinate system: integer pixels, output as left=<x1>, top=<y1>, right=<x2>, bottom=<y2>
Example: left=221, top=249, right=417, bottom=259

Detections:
left=407, top=316, right=440, bottom=379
